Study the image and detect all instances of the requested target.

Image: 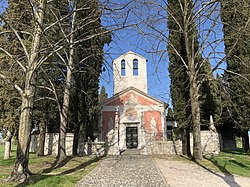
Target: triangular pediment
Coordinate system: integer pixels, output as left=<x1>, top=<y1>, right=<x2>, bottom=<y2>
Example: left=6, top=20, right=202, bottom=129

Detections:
left=100, top=87, right=167, bottom=107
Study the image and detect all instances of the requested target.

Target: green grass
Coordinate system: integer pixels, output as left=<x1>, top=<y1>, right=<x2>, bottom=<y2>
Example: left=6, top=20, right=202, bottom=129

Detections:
left=155, top=149, right=250, bottom=178
left=0, top=144, right=101, bottom=186
left=201, top=149, right=250, bottom=177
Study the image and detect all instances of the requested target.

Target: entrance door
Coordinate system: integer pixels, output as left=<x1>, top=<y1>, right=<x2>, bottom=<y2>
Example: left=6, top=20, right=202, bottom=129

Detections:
left=126, top=127, right=138, bottom=149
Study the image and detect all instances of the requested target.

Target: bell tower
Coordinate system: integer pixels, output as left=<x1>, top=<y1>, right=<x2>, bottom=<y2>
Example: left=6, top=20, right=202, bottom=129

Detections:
left=113, top=51, right=148, bottom=94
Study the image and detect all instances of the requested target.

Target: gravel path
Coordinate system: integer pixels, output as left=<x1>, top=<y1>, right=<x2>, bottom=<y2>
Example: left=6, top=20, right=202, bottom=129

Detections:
left=76, top=154, right=250, bottom=187
left=154, top=157, right=250, bottom=187
left=76, top=154, right=168, bottom=187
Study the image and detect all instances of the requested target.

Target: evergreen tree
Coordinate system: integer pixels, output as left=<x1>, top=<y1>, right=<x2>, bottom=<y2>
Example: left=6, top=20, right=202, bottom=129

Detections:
left=0, top=0, right=47, bottom=180
left=199, top=61, right=220, bottom=128
left=167, top=0, right=220, bottom=159
left=99, top=85, right=108, bottom=102
left=167, top=0, right=191, bottom=156
left=0, top=0, right=32, bottom=138
left=68, top=0, right=111, bottom=156
left=221, top=0, right=250, bottom=151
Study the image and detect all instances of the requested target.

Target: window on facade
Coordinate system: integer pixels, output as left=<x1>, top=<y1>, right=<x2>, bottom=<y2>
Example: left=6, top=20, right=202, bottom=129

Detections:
left=133, top=59, right=138, bottom=76
left=121, top=59, right=126, bottom=76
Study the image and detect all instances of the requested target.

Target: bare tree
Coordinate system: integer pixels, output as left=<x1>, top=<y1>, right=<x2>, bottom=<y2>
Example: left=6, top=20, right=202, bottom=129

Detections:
left=127, top=0, right=250, bottom=160
left=0, top=0, right=147, bottom=182
left=0, top=0, right=47, bottom=181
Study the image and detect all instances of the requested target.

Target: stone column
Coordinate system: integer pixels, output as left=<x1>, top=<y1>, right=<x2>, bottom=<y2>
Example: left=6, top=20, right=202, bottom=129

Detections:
left=161, top=109, right=165, bottom=139
left=4, top=131, right=12, bottom=159
left=140, top=109, right=146, bottom=154
left=30, top=134, right=38, bottom=153
left=113, top=107, right=120, bottom=155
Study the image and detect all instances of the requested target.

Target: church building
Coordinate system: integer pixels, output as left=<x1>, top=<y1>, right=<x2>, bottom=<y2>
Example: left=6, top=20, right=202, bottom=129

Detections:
left=100, top=51, right=168, bottom=155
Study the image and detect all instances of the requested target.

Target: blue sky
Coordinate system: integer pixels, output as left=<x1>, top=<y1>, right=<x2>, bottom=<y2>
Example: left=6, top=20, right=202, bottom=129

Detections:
left=100, top=1, right=226, bottom=108
left=100, top=31, right=171, bottom=105
left=0, top=0, right=226, bottom=108
left=0, top=0, right=170, bottom=105
left=0, top=0, right=7, bottom=16
left=100, top=0, right=172, bottom=105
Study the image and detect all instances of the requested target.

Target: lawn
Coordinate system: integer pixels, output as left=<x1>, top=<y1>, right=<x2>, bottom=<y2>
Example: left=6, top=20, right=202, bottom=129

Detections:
left=0, top=144, right=101, bottom=187
left=155, top=149, right=250, bottom=178
left=200, top=149, right=250, bottom=177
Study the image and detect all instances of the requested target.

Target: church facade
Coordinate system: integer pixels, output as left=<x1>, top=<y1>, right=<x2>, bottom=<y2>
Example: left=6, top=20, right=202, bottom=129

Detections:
left=29, top=51, right=221, bottom=156
left=100, top=51, right=168, bottom=155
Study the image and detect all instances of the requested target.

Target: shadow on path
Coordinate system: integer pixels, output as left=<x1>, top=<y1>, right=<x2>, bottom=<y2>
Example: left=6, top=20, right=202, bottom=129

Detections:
left=194, top=158, right=242, bottom=187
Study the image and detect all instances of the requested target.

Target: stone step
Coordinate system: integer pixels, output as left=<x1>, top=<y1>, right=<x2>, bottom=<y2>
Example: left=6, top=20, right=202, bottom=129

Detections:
left=121, top=149, right=140, bottom=155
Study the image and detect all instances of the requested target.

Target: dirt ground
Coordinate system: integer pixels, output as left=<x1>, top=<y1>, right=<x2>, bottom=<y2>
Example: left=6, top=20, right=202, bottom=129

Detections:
left=154, top=157, right=250, bottom=187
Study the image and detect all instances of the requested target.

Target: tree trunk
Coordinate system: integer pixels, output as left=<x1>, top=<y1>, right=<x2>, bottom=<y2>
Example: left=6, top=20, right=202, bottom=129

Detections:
left=73, top=123, right=80, bottom=155
left=186, top=127, right=191, bottom=157
left=181, top=0, right=202, bottom=160
left=58, top=112, right=66, bottom=160
left=78, top=105, right=86, bottom=157
left=243, top=131, right=250, bottom=152
left=4, top=131, right=12, bottom=159
left=189, top=75, right=202, bottom=160
left=78, top=123, right=86, bottom=157
left=58, top=4, right=76, bottom=161
left=9, top=0, right=47, bottom=182
left=182, top=128, right=187, bottom=155
left=182, top=127, right=191, bottom=157
left=72, top=79, right=80, bottom=156
left=37, top=120, right=46, bottom=156
left=11, top=78, right=36, bottom=181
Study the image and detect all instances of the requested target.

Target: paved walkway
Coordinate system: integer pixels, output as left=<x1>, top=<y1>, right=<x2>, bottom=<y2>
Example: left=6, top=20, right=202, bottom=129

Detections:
left=76, top=154, right=167, bottom=187
left=77, top=153, right=250, bottom=187
left=154, top=157, right=250, bottom=187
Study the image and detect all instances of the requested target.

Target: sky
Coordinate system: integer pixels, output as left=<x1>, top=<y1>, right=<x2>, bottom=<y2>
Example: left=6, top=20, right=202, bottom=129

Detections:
left=99, top=31, right=171, bottom=105
left=0, top=0, right=226, bottom=108
left=0, top=0, right=171, bottom=105
left=99, top=0, right=172, bottom=105
left=99, top=1, right=226, bottom=108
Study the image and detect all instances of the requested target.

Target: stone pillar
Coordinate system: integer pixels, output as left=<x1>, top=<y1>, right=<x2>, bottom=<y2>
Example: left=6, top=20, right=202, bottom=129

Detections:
left=140, top=109, right=145, bottom=149
left=140, top=109, right=147, bottom=154
left=30, top=134, right=38, bottom=153
left=209, top=115, right=216, bottom=132
left=161, top=109, right=166, bottom=139
left=113, top=107, right=120, bottom=155
left=4, top=131, right=12, bottom=159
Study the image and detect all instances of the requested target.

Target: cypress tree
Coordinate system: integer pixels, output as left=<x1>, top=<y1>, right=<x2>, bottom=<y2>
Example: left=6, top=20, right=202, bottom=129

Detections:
left=99, top=85, right=108, bottom=102
left=167, top=0, right=191, bottom=157
left=0, top=0, right=32, bottom=138
left=221, top=0, right=250, bottom=151
left=199, top=61, right=220, bottom=128
left=167, top=0, right=219, bottom=159
left=70, top=0, right=111, bottom=156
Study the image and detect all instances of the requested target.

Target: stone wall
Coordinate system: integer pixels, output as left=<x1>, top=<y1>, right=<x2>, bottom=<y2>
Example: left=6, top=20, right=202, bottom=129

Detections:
left=141, top=140, right=183, bottom=155
left=141, top=131, right=220, bottom=155
left=30, top=131, right=220, bottom=156
left=190, top=131, right=220, bottom=155
left=30, top=133, right=106, bottom=156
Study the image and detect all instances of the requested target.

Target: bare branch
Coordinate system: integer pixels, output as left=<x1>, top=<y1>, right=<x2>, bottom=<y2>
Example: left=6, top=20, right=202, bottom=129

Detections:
left=0, top=15, right=30, bottom=62
left=0, top=73, right=23, bottom=95
left=0, top=47, right=27, bottom=72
